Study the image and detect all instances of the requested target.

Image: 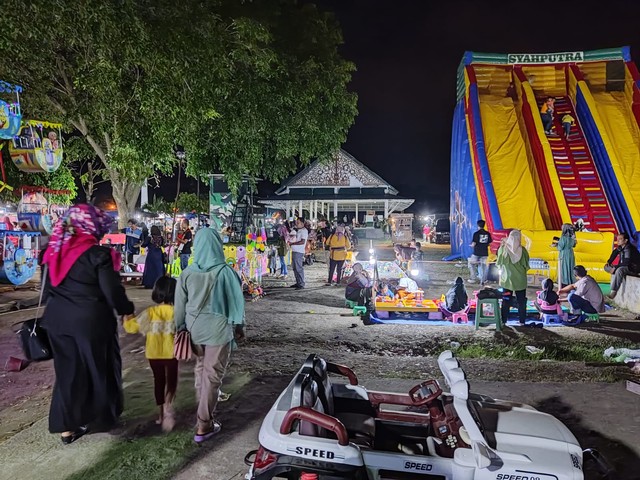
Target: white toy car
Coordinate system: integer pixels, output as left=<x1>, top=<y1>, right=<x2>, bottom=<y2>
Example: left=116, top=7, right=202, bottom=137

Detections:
left=245, top=351, right=615, bottom=480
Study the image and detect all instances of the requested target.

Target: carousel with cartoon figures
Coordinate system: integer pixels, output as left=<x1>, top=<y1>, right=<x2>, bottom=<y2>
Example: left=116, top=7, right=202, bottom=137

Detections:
left=0, top=80, right=68, bottom=285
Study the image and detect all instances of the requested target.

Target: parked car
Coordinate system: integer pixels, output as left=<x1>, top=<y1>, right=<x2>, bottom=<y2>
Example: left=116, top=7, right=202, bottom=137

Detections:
left=434, top=218, right=450, bottom=244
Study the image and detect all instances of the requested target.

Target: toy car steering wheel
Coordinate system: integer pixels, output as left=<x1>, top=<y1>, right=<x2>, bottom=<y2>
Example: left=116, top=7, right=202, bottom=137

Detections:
left=409, top=379, right=442, bottom=406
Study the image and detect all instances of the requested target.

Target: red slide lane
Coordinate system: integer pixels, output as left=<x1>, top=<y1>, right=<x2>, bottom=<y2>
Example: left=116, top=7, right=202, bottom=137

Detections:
left=545, top=97, right=617, bottom=232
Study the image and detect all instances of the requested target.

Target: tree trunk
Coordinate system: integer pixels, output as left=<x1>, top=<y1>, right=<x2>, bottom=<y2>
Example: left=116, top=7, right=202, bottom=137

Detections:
left=110, top=170, right=141, bottom=229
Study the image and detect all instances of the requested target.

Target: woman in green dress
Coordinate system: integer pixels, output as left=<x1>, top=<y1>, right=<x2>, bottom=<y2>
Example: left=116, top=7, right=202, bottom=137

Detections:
left=557, top=223, right=577, bottom=288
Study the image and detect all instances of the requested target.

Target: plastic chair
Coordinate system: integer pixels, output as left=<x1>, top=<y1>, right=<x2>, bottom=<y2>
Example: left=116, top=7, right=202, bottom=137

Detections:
left=345, top=299, right=357, bottom=309
left=475, top=297, right=502, bottom=331
left=452, top=312, right=469, bottom=324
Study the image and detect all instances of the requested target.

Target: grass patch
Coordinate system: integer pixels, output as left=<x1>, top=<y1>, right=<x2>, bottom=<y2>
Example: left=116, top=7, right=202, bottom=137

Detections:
left=65, top=365, right=253, bottom=480
left=452, top=336, right=636, bottom=362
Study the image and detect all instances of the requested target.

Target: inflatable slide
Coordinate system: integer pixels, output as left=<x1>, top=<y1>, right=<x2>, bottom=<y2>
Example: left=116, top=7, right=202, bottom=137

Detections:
left=450, top=47, right=640, bottom=282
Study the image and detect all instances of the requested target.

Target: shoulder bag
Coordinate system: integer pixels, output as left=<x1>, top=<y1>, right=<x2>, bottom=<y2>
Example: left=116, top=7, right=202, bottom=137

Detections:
left=17, top=265, right=52, bottom=362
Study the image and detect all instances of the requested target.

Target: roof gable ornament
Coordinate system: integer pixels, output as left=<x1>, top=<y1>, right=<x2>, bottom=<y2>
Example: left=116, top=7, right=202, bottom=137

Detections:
left=279, top=149, right=397, bottom=194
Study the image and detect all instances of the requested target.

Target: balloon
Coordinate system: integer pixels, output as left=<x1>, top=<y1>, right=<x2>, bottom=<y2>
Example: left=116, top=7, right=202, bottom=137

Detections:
left=247, top=245, right=254, bottom=252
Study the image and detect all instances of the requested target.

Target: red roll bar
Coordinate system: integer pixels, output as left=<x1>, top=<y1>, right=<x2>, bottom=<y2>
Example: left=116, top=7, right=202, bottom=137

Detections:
left=279, top=407, right=349, bottom=446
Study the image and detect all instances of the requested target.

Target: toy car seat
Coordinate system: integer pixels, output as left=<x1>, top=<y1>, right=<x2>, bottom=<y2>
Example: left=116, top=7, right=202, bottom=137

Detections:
left=309, top=356, right=376, bottom=441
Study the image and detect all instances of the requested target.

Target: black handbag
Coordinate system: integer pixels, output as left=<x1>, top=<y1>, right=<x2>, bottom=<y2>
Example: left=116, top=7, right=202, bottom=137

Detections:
left=17, top=266, right=52, bottom=362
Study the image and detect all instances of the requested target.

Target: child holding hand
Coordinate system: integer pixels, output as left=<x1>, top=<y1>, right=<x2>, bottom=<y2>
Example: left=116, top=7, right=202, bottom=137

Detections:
left=123, top=276, right=178, bottom=431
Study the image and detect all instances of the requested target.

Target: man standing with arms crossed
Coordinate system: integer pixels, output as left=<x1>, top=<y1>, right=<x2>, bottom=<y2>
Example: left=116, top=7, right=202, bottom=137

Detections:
left=468, top=219, right=492, bottom=285
left=289, top=218, right=308, bottom=290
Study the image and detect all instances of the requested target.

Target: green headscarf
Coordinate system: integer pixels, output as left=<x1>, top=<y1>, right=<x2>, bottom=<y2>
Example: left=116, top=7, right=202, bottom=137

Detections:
left=189, top=228, right=245, bottom=325
left=191, top=228, right=226, bottom=272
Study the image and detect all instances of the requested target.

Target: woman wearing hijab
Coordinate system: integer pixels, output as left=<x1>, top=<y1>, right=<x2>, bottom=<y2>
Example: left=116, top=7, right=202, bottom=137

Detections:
left=142, top=225, right=166, bottom=289
left=325, top=225, right=351, bottom=286
left=445, top=277, right=468, bottom=313
left=496, top=229, right=530, bottom=325
left=41, top=204, right=135, bottom=444
left=174, top=228, right=245, bottom=443
left=557, top=223, right=577, bottom=288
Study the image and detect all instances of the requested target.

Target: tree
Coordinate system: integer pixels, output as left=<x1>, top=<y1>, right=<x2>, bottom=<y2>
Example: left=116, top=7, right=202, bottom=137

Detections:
left=0, top=0, right=357, bottom=224
left=183, top=1, right=358, bottom=190
left=67, top=138, right=106, bottom=204
left=176, top=193, right=208, bottom=214
left=141, top=196, right=171, bottom=217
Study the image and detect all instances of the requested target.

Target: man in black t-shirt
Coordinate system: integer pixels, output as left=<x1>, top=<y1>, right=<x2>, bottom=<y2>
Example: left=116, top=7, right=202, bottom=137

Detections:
left=468, top=219, right=492, bottom=285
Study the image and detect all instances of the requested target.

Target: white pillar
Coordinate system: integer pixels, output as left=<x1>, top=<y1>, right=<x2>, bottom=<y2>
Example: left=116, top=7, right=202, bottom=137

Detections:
left=298, top=200, right=303, bottom=219
left=384, top=199, right=389, bottom=220
left=140, top=178, right=149, bottom=208
left=286, top=202, right=291, bottom=221
left=333, top=200, right=338, bottom=221
left=355, top=203, right=359, bottom=224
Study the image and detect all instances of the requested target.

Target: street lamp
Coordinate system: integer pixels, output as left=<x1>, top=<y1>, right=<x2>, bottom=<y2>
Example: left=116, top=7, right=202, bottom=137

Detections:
left=171, top=145, right=186, bottom=241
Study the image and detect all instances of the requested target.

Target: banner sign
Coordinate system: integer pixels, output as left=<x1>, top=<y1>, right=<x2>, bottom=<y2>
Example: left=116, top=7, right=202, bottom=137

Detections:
left=508, top=51, right=584, bottom=64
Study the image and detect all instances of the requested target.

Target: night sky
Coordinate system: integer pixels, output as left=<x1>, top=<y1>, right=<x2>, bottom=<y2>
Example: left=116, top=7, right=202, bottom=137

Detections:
left=140, top=0, right=640, bottom=215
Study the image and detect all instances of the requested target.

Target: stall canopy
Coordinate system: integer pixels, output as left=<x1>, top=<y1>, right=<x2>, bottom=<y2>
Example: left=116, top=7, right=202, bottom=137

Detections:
left=259, top=149, right=414, bottom=221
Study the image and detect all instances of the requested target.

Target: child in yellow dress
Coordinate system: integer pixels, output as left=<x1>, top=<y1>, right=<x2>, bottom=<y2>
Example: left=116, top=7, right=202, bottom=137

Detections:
left=123, top=276, right=178, bottom=431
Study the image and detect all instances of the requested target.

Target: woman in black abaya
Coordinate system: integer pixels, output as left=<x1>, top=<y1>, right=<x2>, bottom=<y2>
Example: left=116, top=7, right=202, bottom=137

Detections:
left=142, top=225, right=165, bottom=289
left=41, top=204, right=135, bottom=444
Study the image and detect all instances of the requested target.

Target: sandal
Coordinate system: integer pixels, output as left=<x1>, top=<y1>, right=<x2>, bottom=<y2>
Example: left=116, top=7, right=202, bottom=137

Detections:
left=61, top=425, right=89, bottom=445
left=194, top=421, right=221, bottom=444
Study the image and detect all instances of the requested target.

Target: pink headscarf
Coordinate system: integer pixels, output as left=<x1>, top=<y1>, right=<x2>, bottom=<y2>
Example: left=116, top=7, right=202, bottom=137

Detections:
left=43, top=204, right=120, bottom=286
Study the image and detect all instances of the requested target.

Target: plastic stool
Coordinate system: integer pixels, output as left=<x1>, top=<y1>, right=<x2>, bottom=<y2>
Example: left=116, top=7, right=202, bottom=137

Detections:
left=346, top=299, right=357, bottom=309
left=452, top=312, right=469, bottom=324
left=540, top=313, right=562, bottom=326
left=584, top=313, right=600, bottom=323
left=353, top=306, right=367, bottom=316
left=475, top=298, right=502, bottom=331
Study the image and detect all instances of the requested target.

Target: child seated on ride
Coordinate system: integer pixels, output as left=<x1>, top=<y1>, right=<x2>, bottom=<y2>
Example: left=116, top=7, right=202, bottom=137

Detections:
left=378, top=281, right=395, bottom=299
left=535, top=278, right=560, bottom=315
left=123, top=276, right=178, bottom=432
left=445, top=277, right=468, bottom=313
left=345, top=262, right=374, bottom=307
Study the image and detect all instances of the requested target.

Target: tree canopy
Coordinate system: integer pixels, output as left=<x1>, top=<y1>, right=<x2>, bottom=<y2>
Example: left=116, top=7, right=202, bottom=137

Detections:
left=0, top=0, right=357, bottom=224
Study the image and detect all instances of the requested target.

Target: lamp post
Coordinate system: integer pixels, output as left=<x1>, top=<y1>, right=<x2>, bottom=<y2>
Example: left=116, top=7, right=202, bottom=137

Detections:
left=171, top=145, right=186, bottom=241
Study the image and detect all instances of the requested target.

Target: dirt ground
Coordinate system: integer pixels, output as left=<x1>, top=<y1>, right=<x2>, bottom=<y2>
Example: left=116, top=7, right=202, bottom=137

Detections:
left=0, top=241, right=639, bottom=479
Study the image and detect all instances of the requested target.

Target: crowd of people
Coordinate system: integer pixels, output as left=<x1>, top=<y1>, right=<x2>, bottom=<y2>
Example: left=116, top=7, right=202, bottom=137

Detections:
left=458, top=221, right=640, bottom=323
left=31, top=199, right=640, bottom=448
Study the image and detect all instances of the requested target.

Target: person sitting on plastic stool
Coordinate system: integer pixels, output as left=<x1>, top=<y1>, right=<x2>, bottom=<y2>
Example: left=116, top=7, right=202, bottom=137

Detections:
left=345, top=263, right=373, bottom=307
left=534, top=278, right=560, bottom=315
left=558, top=265, right=605, bottom=315
left=445, top=277, right=468, bottom=313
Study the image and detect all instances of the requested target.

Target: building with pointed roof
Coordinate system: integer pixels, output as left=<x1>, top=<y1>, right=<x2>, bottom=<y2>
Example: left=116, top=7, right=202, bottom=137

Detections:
left=259, top=149, right=414, bottom=222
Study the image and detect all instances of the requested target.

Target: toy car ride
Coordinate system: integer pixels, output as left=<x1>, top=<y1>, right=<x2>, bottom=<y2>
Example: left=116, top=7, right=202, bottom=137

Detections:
left=246, top=351, right=612, bottom=480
